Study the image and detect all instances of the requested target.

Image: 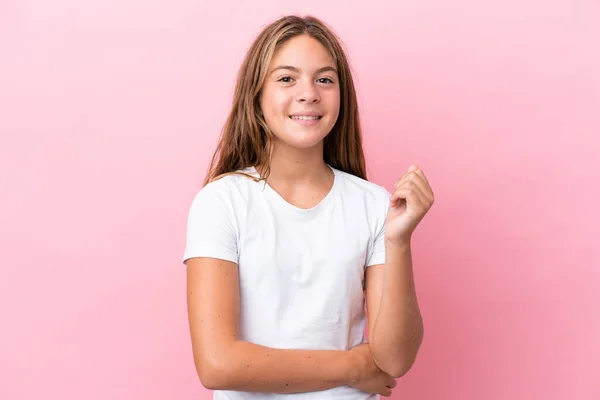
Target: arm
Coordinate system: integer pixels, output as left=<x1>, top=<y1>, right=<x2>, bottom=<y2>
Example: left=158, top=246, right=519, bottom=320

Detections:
left=186, top=256, right=355, bottom=393
left=184, top=183, right=395, bottom=394
left=365, top=241, right=424, bottom=379
left=365, top=165, right=433, bottom=378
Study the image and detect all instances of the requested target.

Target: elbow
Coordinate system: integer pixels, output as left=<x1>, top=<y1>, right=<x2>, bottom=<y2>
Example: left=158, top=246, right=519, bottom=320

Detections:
left=197, top=364, right=225, bottom=391
left=371, top=352, right=413, bottom=378
left=194, top=350, right=234, bottom=390
left=371, top=334, right=423, bottom=378
left=197, top=360, right=233, bottom=390
left=382, top=359, right=415, bottom=379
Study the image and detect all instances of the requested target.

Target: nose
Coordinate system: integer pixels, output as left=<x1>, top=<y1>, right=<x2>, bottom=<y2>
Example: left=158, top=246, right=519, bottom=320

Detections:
left=295, top=81, right=320, bottom=104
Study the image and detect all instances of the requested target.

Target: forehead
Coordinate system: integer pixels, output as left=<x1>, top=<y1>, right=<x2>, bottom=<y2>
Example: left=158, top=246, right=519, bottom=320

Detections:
left=269, top=35, right=336, bottom=70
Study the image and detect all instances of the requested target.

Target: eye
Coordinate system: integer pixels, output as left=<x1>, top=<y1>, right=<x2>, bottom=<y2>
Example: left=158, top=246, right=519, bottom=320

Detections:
left=317, top=77, right=334, bottom=84
left=278, top=76, right=294, bottom=83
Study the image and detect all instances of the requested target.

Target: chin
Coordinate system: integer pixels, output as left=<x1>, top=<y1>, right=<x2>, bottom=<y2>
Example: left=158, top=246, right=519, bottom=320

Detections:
left=277, top=137, right=325, bottom=150
left=280, top=130, right=330, bottom=150
left=283, top=122, right=334, bottom=147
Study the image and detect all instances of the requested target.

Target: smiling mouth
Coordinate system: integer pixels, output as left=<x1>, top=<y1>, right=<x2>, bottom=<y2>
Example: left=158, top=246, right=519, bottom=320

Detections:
left=289, top=116, right=322, bottom=120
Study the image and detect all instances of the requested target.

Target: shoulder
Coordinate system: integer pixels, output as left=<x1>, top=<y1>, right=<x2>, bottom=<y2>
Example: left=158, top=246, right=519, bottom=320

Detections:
left=331, top=167, right=390, bottom=247
left=187, top=168, right=261, bottom=221
left=183, top=171, right=258, bottom=264
left=185, top=168, right=259, bottom=230
left=332, top=167, right=391, bottom=206
left=192, top=167, right=260, bottom=202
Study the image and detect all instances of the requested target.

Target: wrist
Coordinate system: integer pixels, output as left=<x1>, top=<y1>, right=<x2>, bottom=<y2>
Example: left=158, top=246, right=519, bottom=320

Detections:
left=343, top=348, right=360, bottom=386
left=384, top=236, right=412, bottom=249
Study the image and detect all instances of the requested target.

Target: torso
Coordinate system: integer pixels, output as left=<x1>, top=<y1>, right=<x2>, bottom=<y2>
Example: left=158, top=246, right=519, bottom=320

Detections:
left=192, top=165, right=389, bottom=400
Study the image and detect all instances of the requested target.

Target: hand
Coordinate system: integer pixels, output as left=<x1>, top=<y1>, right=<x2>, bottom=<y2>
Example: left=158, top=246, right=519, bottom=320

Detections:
left=386, top=164, right=435, bottom=244
left=347, top=343, right=397, bottom=397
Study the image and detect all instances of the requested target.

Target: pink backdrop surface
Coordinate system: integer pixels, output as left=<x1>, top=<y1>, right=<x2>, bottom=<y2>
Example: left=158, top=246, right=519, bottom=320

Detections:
left=1, top=1, right=599, bottom=399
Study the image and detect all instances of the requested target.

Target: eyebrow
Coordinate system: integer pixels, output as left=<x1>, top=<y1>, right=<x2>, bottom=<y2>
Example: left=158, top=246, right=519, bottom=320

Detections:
left=270, top=65, right=338, bottom=75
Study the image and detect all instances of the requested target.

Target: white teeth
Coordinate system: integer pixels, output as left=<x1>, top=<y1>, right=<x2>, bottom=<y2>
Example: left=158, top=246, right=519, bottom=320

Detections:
left=290, top=116, right=320, bottom=120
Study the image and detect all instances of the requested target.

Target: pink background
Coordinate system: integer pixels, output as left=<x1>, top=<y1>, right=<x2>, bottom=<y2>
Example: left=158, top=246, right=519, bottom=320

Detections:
left=1, top=0, right=599, bottom=399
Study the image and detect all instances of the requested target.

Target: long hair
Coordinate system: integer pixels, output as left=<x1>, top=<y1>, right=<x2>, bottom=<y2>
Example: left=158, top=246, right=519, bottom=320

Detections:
left=203, top=15, right=367, bottom=186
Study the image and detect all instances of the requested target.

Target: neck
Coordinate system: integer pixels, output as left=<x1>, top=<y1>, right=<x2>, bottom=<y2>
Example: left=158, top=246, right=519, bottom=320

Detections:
left=264, top=139, right=330, bottom=184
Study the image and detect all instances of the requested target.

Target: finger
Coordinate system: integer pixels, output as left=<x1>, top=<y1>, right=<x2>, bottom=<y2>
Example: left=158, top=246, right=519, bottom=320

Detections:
left=413, top=167, right=431, bottom=189
left=390, top=185, right=422, bottom=207
left=398, top=171, right=433, bottom=205
left=392, top=179, right=427, bottom=203
left=394, top=164, right=418, bottom=188
left=380, top=387, right=392, bottom=397
left=394, top=172, right=411, bottom=188
left=395, top=166, right=426, bottom=189
left=413, top=168, right=434, bottom=202
left=403, top=169, right=431, bottom=198
left=387, top=377, right=397, bottom=388
left=390, top=186, right=423, bottom=207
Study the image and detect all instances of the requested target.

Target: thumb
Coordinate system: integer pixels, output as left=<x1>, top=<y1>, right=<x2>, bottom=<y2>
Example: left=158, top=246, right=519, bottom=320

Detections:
left=408, top=164, right=419, bottom=172
left=389, top=192, right=405, bottom=208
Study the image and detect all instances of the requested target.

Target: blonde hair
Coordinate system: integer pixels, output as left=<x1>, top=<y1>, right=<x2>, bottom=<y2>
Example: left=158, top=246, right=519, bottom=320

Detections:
left=203, top=15, right=367, bottom=186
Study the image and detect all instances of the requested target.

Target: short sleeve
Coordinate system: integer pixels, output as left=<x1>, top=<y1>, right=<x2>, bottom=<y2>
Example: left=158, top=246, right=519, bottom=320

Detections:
left=366, top=187, right=391, bottom=267
left=182, top=183, right=239, bottom=264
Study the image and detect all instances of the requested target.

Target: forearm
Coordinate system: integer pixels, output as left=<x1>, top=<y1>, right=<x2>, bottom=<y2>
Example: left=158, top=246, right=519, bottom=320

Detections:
left=370, top=239, right=424, bottom=377
left=201, top=340, right=353, bottom=393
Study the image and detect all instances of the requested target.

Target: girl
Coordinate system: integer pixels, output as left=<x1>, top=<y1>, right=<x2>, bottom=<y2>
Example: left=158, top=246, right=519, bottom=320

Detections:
left=183, top=15, right=434, bottom=400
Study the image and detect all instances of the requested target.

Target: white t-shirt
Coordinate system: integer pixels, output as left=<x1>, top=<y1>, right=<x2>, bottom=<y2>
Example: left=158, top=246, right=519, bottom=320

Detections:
left=183, top=165, right=391, bottom=400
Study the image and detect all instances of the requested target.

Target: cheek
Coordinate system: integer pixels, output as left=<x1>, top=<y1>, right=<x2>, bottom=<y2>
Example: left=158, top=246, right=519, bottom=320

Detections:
left=274, top=93, right=292, bottom=114
left=325, top=91, right=341, bottom=115
left=263, top=92, right=291, bottom=118
left=261, top=95, right=288, bottom=130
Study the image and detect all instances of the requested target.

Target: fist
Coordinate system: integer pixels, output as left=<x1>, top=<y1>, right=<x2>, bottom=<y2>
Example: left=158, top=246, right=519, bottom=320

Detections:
left=385, top=164, right=435, bottom=244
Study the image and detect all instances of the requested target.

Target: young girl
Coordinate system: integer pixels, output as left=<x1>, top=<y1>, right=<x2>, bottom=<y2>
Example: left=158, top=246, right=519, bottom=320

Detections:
left=183, top=15, right=434, bottom=400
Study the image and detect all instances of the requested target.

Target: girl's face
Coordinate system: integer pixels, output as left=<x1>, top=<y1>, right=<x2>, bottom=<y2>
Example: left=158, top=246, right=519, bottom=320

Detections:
left=259, top=34, right=341, bottom=151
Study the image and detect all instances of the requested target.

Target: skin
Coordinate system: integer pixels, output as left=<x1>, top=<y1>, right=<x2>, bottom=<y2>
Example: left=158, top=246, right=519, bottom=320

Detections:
left=258, top=33, right=340, bottom=208
left=366, top=164, right=434, bottom=377
left=186, top=34, right=434, bottom=396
